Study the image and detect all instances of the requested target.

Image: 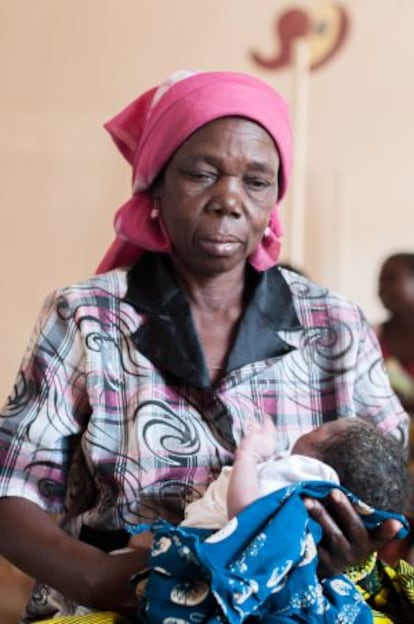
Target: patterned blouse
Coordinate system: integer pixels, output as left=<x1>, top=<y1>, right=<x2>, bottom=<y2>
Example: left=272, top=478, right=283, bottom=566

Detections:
left=0, top=253, right=408, bottom=620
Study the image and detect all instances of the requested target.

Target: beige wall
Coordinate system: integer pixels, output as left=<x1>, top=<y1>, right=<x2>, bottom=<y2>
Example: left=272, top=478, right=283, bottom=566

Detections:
left=1, top=0, right=413, bottom=398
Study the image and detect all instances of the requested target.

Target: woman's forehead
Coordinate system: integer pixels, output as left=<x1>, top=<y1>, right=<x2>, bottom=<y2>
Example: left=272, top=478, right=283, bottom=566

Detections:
left=171, top=116, right=279, bottom=165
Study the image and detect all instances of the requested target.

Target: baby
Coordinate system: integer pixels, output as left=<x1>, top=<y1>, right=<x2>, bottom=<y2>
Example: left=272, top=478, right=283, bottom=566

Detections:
left=130, top=417, right=410, bottom=623
left=181, top=416, right=409, bottom=529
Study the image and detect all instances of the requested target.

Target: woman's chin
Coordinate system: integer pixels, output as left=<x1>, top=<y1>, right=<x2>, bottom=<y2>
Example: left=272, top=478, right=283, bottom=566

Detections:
left=190, top=254, right=246, bottom=277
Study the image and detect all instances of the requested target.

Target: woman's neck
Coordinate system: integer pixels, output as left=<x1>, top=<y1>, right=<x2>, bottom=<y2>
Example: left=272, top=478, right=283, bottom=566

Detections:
left=170, top=257, right=248, bottom=311
left=169, top=256, right=254, bottom=383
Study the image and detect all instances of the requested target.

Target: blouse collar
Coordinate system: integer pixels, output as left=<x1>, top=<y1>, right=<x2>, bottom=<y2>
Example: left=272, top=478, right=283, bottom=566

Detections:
left=125, top=253, right=302, bottom=388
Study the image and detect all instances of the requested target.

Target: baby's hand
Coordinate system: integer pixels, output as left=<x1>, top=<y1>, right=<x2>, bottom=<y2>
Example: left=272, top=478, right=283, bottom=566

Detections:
left=237, top=416, right=277, bottom=462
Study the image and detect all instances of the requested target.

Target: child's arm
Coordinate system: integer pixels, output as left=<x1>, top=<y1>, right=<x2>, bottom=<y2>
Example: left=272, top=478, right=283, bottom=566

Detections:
left=227, top=417, right=277, bottom=519
left=227, top=452, right=262, bottom=519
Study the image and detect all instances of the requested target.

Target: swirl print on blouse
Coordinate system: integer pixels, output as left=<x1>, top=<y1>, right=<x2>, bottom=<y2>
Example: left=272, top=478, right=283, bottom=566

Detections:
left=0, top=264, right=408, bottom=533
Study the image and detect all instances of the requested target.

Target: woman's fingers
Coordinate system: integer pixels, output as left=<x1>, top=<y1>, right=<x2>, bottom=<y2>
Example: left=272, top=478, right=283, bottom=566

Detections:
left=303, top=489, right=401, bottom=577
left=372, top=518, right=403, bottom=541
left=304, top=493, right=353, bottom=576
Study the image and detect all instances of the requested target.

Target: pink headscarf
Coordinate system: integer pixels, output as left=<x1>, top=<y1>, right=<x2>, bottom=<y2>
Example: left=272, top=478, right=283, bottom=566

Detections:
left=96, top=70, right=292, bottom=273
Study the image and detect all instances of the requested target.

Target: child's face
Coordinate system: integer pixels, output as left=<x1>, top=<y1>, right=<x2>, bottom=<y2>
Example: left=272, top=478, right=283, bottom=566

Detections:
left=291, top=418, right=356, bottom=458
left=378, top=257, right=414, bottom=313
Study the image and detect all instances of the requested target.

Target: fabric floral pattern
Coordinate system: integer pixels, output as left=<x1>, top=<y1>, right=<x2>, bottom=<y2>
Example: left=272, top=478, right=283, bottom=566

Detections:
left=131, top=481, right=409, bottom=623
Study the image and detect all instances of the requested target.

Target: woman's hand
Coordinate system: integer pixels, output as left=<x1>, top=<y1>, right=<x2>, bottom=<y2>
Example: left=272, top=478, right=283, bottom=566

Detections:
left=304, top=489, right=402, bottom=576
left=0, top=497, right=150, bottom=614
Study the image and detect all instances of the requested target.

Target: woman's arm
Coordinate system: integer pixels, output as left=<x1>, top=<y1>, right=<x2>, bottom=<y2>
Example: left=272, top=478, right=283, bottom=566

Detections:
left=0, top=497, right=150, bottom=614
left=0, top=289, right=151, bottom=612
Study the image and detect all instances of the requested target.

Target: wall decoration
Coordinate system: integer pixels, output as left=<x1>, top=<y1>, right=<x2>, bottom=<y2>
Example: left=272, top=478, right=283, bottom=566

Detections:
left=250, top=3, right=351, bottom=267
left=251, top=2, right=350, bottom=72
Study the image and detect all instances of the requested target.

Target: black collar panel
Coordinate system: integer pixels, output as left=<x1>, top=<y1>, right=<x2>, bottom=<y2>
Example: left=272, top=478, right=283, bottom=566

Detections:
left=125, top=253, right=302, bottom=388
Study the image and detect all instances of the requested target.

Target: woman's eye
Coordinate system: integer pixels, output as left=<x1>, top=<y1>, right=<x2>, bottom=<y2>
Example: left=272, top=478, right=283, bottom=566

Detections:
left=186, top=170, right=216, bottom=182
left=245, top=177, right=272, bottom=190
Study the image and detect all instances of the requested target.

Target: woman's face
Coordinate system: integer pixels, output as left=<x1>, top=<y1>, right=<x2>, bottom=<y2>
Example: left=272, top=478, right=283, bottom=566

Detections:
left=378, top=257, right=414, bottom=313
left=155, top=117, right=280, bottom=276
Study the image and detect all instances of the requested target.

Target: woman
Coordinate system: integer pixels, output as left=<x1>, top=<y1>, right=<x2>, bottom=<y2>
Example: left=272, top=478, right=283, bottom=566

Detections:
left=0, top=70, right=408, bottom=622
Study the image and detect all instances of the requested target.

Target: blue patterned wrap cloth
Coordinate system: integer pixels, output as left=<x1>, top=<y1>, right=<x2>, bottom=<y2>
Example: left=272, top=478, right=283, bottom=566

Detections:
left=129, top=480, right=409, bottom=623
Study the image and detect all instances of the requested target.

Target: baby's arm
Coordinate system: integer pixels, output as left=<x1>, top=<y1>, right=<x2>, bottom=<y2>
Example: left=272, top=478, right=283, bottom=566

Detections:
left=227, top=417, right=277, bottom=519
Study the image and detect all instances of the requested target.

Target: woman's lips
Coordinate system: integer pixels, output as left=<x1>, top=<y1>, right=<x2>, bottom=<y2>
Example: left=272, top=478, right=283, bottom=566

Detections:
left=198, top=234, right=241, bottom=255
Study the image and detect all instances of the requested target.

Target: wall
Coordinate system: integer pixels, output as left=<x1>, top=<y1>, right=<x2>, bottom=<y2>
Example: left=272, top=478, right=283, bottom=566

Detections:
left=1, top=0, right=413, bottom=398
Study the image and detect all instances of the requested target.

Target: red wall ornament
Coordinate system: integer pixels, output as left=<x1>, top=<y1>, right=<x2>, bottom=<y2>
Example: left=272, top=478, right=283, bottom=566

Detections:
left=251, top=2, right=350, bottom=72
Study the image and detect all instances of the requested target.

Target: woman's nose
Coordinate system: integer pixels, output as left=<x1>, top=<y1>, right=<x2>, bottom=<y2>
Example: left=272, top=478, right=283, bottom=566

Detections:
left=207, top=176, right=243, bottom=217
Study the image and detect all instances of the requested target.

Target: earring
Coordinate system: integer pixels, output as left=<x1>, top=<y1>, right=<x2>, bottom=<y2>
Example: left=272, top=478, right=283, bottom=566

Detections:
left=263, top=226, right=271, bottom=239
left=150, top=199, right=160, bottom=220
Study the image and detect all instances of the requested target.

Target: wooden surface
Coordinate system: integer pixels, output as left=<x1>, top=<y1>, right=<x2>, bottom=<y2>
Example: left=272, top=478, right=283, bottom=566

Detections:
left=0, top=557, right=33, bottom=624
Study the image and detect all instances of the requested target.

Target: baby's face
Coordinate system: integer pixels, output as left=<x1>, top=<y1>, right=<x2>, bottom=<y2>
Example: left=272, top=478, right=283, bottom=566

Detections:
left=291, top=418, right=357, bottom=457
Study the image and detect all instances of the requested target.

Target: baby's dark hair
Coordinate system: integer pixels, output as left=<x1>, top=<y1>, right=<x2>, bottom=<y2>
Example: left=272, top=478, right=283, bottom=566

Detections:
left=318, top=420, right=410, bottom=514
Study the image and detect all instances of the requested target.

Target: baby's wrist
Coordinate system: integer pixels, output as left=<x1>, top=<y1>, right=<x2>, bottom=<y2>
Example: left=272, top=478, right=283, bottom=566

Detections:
left=234, top=449, right=262, bottom=463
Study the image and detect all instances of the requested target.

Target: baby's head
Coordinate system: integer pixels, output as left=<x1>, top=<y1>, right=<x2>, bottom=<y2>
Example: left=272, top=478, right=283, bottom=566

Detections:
left=292, top=418, right=410, bottom=514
